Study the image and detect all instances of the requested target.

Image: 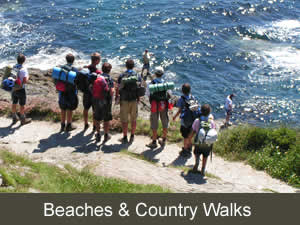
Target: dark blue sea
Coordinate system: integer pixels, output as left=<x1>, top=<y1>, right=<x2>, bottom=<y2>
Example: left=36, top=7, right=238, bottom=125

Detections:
left=1, top=0, right=300, bottom=126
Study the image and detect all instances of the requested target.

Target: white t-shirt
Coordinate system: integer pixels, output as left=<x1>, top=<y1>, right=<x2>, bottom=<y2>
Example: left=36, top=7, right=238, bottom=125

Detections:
left=224, top=95, right=232, bottom=111
left=143, top=52, right=150, bottom=64
left=14, top=64, right=29, bottom=88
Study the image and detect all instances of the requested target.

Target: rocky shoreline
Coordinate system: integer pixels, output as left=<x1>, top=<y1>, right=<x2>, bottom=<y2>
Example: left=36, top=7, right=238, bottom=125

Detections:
left=0, top=67, right=151, bottom=120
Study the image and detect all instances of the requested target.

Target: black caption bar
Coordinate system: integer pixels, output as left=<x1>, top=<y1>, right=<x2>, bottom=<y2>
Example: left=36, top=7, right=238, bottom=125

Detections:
left=0, top=194, right=299, bottom=225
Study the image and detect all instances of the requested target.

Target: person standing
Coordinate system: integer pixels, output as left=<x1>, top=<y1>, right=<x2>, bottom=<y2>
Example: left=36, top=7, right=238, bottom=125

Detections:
left=190, top=104, right=216, bottom=176
left=11, top=53, right=31, bottom=125
left=101, top=62, right=115, bottom=142
left=141, top=49, right=152, bottom=79
left=224, top=94, right=235, bottom=127
left=83, top=52, right=102, bottom=131
left=115, top=59, right=142, bottom=144
left=173, top=83, right=200, bottom=157
left=146, top=67, right=170, bottom=148
left=57, top=53, right=79, bottom=132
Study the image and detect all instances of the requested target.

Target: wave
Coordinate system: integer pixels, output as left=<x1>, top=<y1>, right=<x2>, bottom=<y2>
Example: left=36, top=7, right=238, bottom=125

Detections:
left=235, top=19, right=300, bottom=43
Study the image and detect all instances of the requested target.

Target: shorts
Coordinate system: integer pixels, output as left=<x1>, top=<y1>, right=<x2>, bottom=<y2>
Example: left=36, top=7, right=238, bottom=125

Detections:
left=120, top=100, right=138, bottom=123
left=12, top=89, right=26, bottom=106
left=83, top=91, right=93, bottom=110
left=93, top=99, right=112, bottom=122
left=194, top=144, right=212, bottom=158
left=180, top=125, right=192, bottom=139
left=143, top=63, right=150, bottom=70
left=225, top=109, right=232, bottom=116
left=150, top=110, right=169, bottom=130
left=58, top=91, right=78, bottom=111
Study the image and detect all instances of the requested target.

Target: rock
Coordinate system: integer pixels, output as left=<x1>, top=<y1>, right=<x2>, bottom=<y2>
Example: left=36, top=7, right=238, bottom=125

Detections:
left=0, top=174, right=3, bottom=187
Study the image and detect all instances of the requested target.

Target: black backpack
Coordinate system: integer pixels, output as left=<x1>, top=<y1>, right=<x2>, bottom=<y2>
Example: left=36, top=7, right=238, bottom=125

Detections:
left=120, top=71, right=139, bottom=101
left=180, top=95, right=201, bottom=128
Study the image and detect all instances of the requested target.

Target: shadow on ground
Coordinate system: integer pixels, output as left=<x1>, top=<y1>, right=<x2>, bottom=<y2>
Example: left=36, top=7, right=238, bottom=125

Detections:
left=180, top=170, right=207, bottom=185
left=0, top=123, right=22, bottom=138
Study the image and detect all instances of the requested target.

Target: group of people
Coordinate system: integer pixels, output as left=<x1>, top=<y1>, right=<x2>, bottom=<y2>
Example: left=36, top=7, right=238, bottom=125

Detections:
left=4, top=52, right=235, bottom=176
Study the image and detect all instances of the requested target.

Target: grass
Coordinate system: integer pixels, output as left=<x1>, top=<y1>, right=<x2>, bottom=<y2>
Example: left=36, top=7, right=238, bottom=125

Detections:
left=213, top=125, right=300, bottom=187
left=0, top=150, right=171, bottom=193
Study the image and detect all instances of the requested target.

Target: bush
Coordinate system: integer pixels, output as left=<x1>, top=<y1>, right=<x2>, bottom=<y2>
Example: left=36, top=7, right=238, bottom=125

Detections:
left=214, top=125, right=300, bottom=187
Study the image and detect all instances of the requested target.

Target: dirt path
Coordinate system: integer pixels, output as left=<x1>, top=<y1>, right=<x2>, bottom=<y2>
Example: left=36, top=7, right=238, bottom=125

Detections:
left=0, top=117, right=296, bottom=193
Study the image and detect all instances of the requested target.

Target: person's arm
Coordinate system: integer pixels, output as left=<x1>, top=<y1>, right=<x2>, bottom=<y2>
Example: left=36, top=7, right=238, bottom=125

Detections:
left=115, top=77, right=121, bottom=103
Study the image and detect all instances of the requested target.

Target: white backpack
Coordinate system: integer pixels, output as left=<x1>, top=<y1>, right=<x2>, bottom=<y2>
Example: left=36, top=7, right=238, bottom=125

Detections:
left=194, top=117, right=218, bottom=146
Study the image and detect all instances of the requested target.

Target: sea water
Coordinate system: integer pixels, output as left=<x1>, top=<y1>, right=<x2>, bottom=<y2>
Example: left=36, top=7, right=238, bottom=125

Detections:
left=0, top=0, right=299, bottom=126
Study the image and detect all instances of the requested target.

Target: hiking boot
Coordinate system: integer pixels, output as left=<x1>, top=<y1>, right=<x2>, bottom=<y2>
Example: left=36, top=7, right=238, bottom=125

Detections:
left=119, top=136, right=128, bottom=144
left=103, top=133, right=111, bottom=143
left=66, top=123, right=77, bottom=132
left=192, top=166, right=199, bottom=173
left=95, top=133, right=101, bottom=143
left=201, top=168, right=206, bottom=177
left=92, top=125, right=96, bottom=133
left=60, top=123, right=65, bottom=132
left=158, top=138, right=166, bottom=147
left=20, top=116, right=31, bottom=126
left=129, top=134, right=135, bottom=143
left=84, top=123, right=89, bottom=130
left=179, top=148, right=191, bottom=158
left=12, top=114, right=19, bottom=125
left=146, top=140, right=158, bottom=149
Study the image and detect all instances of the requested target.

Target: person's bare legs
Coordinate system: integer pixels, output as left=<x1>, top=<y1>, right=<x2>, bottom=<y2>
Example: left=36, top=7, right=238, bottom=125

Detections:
left=66, top=110, right=72, bottom=124
left=83, top=109, right=89, bottom=126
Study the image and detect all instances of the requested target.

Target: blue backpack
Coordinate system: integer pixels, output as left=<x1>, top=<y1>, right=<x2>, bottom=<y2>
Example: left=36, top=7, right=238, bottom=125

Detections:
left=180, top=95, right=201, bottom=127
left=2, top=78, right=15, bottom=91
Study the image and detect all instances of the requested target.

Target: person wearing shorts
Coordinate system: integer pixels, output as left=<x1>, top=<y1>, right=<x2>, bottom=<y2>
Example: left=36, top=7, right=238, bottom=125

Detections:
left=83, top=52, right=102, bottom=131
left=11, top=53, right=31, bottom=125
left=115, top=59, right=142, bottom=144
left=224, top=94, right=235, bottom=127
left=58, top=53, right=79, bottom=132
left=101, top=62, right=114, bottom=143
left=190, top=104, right=216, bottom=176
left=173, top=83, right=194, bottom=156
left=141, top=49, right=152, bottom=79
left=146, top=67, right=170, bottom=149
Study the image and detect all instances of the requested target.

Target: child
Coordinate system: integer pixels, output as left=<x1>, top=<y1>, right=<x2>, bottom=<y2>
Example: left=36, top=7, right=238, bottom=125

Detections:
left=190, top=104, right=216, bottom=176
left=11, top=53, right=31, bottom=125
left=173, top=83, right=199, bottom=157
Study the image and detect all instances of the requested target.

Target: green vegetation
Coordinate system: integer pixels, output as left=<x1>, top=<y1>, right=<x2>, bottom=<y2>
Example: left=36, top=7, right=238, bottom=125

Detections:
left=214, top=126, right=300, bottom=187
left=0, top=150, right=170, bottom=193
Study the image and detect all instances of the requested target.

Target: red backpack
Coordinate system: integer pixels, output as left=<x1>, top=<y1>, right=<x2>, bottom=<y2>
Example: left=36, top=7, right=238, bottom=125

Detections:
left=92, top=76, right=109, bottom=100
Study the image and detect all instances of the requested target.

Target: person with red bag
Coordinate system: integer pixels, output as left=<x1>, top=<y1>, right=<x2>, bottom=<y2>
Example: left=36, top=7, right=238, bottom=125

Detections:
left=146, top=67, right=170, bottom=149
left=92, top=70, right=109, bottom=143
left=57, top=53, right=79, bottom=132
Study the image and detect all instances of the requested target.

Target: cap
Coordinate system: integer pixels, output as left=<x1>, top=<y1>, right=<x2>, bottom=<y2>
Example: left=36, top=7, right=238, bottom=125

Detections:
left=154, top=66, right=164, bottom=76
